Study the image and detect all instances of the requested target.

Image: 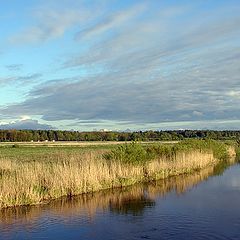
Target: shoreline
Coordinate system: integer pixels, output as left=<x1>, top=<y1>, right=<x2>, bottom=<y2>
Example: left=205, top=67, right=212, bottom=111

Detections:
left=1, top=160, right=236, bottom=219
left=0, top=140, right=236, bottom=209
left=0, top=158, right=236, bottom=211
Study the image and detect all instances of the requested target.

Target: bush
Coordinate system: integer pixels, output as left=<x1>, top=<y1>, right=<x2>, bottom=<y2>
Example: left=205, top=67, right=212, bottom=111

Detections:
left=104, top=142, right=152, bottom=165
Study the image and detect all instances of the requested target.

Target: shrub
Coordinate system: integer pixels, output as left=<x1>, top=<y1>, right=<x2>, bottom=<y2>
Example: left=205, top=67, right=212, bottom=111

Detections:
left=104, top=142, right=153, bottom=165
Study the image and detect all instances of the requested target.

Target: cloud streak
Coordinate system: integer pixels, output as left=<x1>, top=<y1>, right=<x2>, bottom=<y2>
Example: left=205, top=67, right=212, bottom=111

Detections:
left=5, top=64, right=23, bottom=71
left=0, top=74, right=42, bottom=87
left=9, top=1, right=94, bottom=44
left=75, top=3, right=147, bottom=40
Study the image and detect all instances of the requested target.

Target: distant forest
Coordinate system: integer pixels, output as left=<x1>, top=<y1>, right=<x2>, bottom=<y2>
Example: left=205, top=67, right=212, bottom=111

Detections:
left=0, top=129, right=240, bottom=142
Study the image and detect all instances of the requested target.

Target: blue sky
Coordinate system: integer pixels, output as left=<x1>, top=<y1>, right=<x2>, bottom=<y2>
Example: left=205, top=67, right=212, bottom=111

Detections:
left=0, top=0, right=240, bottom=131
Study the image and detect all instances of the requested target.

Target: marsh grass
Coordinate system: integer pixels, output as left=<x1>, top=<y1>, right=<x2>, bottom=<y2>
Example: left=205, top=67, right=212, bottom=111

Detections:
left=0, top=160, right=232, bottom=226
left=0, top=140, right=232, bottom=209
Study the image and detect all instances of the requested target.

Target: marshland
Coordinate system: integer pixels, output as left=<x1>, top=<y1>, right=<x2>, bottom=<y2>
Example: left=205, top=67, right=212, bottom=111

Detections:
left=0, top=139, right=236, bottom=209
left=0, top=144, right=240, bottom=240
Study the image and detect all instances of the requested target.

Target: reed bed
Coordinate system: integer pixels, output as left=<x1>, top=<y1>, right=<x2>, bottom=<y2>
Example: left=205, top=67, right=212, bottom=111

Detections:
left=0, top=160, right=233, bottom=227
left=0, top=140, right=233, bottom=209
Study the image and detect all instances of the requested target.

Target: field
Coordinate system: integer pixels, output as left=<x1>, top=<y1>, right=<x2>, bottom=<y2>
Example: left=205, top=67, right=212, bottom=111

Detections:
left=0, top=140, right=235, bottom=209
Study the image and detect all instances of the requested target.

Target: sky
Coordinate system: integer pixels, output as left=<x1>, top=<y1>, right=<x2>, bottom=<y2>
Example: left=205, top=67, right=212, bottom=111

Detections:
left=0, top=0, right=240, bottom=131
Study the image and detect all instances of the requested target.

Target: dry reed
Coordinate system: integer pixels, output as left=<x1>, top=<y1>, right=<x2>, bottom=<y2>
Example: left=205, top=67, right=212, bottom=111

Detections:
left=0, top=141, right=233, bottom=209
left=0, top=161, right=232, bottom=227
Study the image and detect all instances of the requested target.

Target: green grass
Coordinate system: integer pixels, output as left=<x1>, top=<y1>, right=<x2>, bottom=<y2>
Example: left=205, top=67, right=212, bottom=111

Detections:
left=0, top=144, right=116, bottom=162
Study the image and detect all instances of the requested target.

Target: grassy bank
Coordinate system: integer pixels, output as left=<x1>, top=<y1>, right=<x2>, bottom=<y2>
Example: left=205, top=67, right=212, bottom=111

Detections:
left=1, top=161, right=231, bottom=225
left=0, top=140, right=233, bottom=209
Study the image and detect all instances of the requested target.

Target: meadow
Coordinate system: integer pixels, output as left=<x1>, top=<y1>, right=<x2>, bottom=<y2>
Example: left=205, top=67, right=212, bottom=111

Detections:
left=0, top=140, right=235, bottom=209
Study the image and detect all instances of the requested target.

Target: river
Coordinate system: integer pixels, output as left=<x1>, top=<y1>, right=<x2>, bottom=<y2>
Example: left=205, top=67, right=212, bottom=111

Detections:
left=0, top=161, right=240, bottom=240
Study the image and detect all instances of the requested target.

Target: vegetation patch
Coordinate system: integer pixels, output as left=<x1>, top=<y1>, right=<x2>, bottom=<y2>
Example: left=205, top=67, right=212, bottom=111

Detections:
left=0, top=140, right=234, bottom=209
left=104, top=142, right=153, bottom=165
left=105, top=139, right=229, bottom=165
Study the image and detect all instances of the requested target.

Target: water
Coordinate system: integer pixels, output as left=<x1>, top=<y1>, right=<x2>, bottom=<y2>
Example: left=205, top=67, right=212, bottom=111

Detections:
left=1, top=162, right=240, bottom=240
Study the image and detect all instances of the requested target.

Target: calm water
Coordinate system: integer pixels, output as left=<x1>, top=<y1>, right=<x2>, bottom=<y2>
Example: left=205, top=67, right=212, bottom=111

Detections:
left=1, top=162, right=240, bottom=240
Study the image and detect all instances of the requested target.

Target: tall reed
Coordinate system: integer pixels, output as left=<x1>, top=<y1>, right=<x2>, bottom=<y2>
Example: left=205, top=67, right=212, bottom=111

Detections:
left=0, top=140, right=232, bottom=208
left=0, top=160, right=232, bottom=227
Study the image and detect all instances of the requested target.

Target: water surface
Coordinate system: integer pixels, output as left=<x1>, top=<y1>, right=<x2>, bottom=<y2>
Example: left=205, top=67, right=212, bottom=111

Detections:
left=1, top=162, right=240, bottom=240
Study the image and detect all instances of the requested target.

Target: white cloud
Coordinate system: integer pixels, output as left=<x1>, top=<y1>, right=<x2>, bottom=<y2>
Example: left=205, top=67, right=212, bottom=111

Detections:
left=192, top=111, right=203, bottom=117
left=20, top=115, right=31, bottom=121
left=0, top=119, right=54, bottom=130
left=227, top=91, right=240, bottom=98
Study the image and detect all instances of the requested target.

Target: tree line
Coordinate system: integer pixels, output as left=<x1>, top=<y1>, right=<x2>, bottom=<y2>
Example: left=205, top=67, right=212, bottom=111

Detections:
left=0, top=129, right=240, bottom=142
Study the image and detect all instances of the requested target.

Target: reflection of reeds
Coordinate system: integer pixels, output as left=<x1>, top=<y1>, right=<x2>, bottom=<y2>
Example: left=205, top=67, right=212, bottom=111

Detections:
left=0, top=160, right=234, bottom=227
left=0, top=143, right=234, bottom=209
left=147, top=165, right=215, bottom=198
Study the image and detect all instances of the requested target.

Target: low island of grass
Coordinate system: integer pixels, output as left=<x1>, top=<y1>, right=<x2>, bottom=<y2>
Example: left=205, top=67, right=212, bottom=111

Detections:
left=0, top=139, right=236, bottom=209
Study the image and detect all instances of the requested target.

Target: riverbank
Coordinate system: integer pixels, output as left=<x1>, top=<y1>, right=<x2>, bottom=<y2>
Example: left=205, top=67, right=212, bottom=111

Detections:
left=0, top=140, right=235, bottom=209
left=1, top=160, right=234, bottom=224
